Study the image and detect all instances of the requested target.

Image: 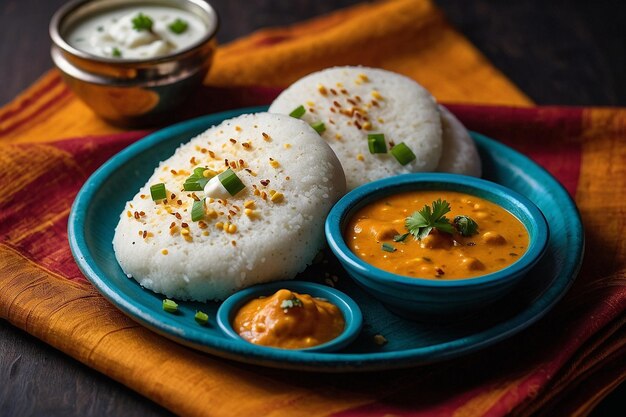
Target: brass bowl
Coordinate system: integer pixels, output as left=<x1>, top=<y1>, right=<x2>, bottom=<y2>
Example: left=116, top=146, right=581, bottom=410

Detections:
left=50, top=0, right=219, bottom=127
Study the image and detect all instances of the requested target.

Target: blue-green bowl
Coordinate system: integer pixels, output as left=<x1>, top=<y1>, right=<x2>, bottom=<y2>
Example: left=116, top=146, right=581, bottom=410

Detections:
left=217, top=281, right=363, bottom=352
left=325, top=173, right=549, bottom=319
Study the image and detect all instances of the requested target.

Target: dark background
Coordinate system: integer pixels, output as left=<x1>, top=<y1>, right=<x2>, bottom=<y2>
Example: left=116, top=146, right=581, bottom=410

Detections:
left=1, top=0, right=624, bottom=415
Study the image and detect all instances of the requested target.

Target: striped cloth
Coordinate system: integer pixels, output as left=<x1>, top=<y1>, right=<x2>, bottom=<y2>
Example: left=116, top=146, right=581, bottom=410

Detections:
left=1, top=0, right=624, bottom=416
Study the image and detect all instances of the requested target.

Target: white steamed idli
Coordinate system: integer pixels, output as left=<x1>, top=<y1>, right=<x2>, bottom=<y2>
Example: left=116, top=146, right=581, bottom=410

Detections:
left=113, top=112, right=346, bottom=301
left=269, top=66, right=442, bottom=190
left=436, top=106, right=482, bottom=177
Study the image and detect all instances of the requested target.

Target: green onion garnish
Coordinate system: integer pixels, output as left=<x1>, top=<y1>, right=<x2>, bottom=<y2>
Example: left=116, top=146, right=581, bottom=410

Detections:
left=150, top=183, right=166, bottom=200
left=191, top=199, right=205, bottom=222
left=183, top=181, right=203, bottom=191
left=368, top=133, right=387, bottom=154
left=162, top=299, right=178, bottom=313
left=184, top=171, right=212, bottom=191
left=194, top=311, right=209, bottom=325
left=168, top=18, right=188, bottom=34
left=289, top=105, right=306, bottom=119
left=218, top=168, right=245, bottom=196
left=310, top=121, right=326, bottom=134
left=393, top=233, right=409, bottom=242
left=382, top=243, right=396, bottom=252
left=111, top=47, right=122, bottom=58
left=390, top=142, right=416, bottom=165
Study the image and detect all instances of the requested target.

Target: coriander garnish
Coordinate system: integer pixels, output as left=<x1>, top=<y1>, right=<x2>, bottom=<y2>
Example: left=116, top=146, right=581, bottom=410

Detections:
left=111, top=47, right=122, bottom=58
left=393, top=233, right=409, bottom=242
left=168, top=18, right=189, bottom=34
left=405, top=199, right=455, bottom=240
left=280, top=297, right=303, bottom=309
left=132, top=13, right=153, bottom=31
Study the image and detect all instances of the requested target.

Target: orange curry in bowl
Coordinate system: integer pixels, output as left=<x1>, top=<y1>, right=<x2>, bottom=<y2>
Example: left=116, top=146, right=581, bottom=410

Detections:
left=233, top=289, right=345, bottom=349
left=346, top=190, right=529, bottom=279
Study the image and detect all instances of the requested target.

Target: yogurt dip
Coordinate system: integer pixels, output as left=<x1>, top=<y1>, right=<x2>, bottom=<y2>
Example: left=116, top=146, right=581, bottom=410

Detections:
left=67, top=5, right=208, bottom=59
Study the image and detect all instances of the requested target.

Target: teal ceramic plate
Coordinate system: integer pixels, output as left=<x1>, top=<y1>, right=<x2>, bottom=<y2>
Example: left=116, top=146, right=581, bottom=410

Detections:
left=68, top=106, right=584, bottom=372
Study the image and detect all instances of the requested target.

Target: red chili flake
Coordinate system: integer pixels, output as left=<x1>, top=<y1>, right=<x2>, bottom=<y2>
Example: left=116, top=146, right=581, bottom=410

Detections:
left=229, top=210, right=236, bottom=216
left=134, top=211, right=140, bottom=219
left=262, top=132, right=270, bottom=141
left=333, top=100, right=342, bottom=108
left=245, top=168, right=253, bottom=174
left=435, top=267, right=445, bottom=275
left=200, top=148, right=207, bottom=153
left=260, top=179, right=270, bottom=186
left=230, top=161, right=237, bottom=169
left=309, top=108, right=316, bottom=113
left=329, top=119, right=335, bottom=125
left=330, top=107, right=336, bottom=113
left=177, top=200, right=183, bottom=205
left=232, top=205, right=240, bottom=211
left=224, top=159, right=229, bottom=166
left=355, top=95, right=362, bottom=102
left=142, top=231, right=147, bottom=239
left=139, top=211, right=145, bottom=217
left=340, top=89, right=348, bottom=95
left=140, top=194, right=146, bottom=199
left=169, top=222, right=176, bottom=229
left=175, top=212, right=182, bottom=220
left=388, top=140, right=395, bottom=147
left=181, top=222, right=189, bottom=228
left=229, top=138, right=237, bottom=144
left=170, top=169, right=178, bottom=175
left=170, top=193, right=176, bottom=200
left=355, top=120, right=362, bottom=130
left=190, top=156, right=197, bottom=165
left=261, top=191, right=267, bottom=200
left=330, top=88, right=338, bottom=95
left=241, top=142, right=251, bottom=149
left=239, top=159, right=245, bottom=167
left=208, top=150, right=215, bottom=158
left=231, top=240, right=237, bottom=246
left=355, top=112, right=363, bottom=120
left=371, top=100, right=379, bottom=107
left=347, top=98, right=357, bottom=106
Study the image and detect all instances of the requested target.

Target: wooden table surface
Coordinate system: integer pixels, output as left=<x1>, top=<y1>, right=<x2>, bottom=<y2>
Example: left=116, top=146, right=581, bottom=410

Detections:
left=1, top=0, right=624, bottom=415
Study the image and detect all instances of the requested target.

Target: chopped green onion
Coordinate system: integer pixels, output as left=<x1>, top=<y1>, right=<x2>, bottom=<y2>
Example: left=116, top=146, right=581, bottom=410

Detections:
left=393, top=233, right=409, bottom=242
left=289, top=105, right=306, bottom=119
left=150, top=183, right=166, bottom=200
left=183, top=181, right=203, bottom=191
left=368, top=133, right=387, bottom=154
left=132, top=13, right=153, bottom=31
left=310, top=121, right=326, bottom=134
left=382, top=243, right=396, bottom=252
left=162, top=299, right=178, bottom=313
left=184, top=171, right=212, bottom=191
left=390, top=142, right=416, bottom=165
left=111, top=47, right=122, bottom=58
left=191, top=199, right=205, bottom=222
left=218, top=168, right=245, bottom=196
left=194, top=311, right=209, bottom=325
left=168, top=18, right=188, bottom=34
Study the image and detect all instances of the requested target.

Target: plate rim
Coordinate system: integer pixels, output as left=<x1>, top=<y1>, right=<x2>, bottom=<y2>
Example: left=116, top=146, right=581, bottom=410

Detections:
left=68, top=106, right=584, bottom=371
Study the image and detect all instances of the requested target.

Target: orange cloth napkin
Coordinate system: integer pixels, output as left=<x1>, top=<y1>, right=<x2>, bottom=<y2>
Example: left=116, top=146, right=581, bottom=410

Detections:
left=1, top=0, right=625, bottom=416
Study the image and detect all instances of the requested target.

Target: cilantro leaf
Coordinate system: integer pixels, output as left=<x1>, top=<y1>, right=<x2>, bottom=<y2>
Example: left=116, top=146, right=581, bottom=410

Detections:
left=132, top=13, right=153, bottom=31
left=168, top=18, right=189, bottom=34
left=405, top=199, right=455, bottom=240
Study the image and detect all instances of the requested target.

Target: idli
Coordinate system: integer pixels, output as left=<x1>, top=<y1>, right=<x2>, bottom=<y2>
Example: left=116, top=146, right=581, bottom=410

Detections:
left=113, top=112, right=346, bottom=301
left=436, top=106, right=482, bottom=177
left=269, top=66, right=443, bottom=190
